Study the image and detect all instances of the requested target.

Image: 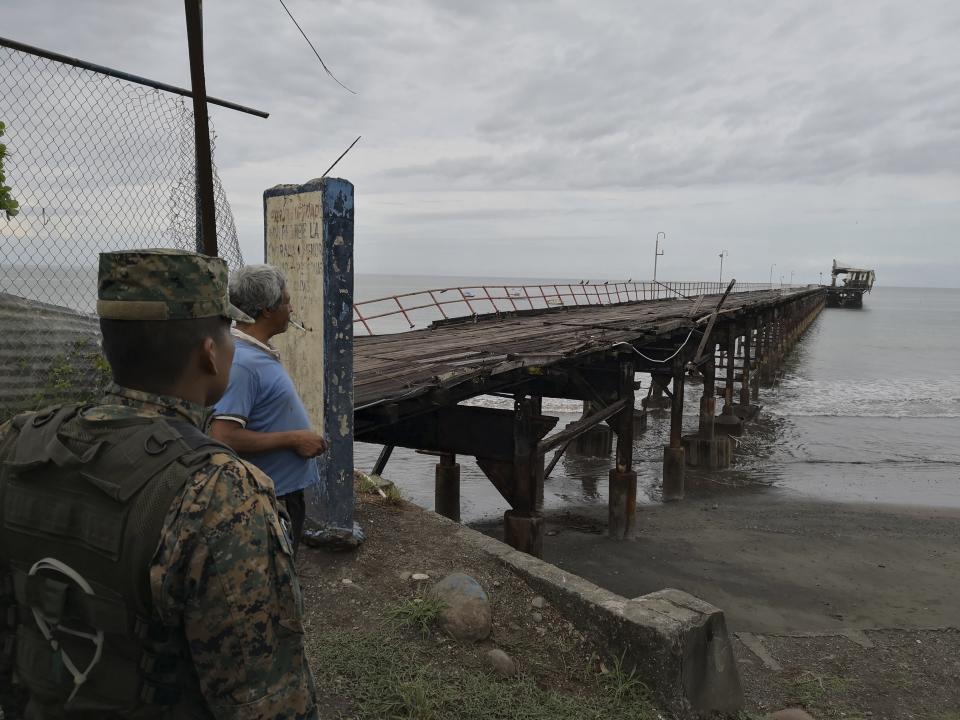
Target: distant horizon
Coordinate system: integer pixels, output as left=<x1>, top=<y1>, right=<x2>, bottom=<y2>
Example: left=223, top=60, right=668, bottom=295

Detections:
left=353, top=271, right=958, bottom=291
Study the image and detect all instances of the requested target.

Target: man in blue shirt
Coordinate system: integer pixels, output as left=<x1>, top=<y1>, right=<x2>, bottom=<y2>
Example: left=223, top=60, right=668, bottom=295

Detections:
left=210, top=264, right=327, bottom=555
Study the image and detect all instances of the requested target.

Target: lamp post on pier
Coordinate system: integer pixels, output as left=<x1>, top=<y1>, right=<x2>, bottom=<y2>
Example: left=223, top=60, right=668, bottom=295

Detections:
left=718, top=249, right=728, bottom=283
left=653, top=232, right=665, bottom=283
left=790, top=270, right=795, bottom=287
left=769, top=263, right=776, bottom=289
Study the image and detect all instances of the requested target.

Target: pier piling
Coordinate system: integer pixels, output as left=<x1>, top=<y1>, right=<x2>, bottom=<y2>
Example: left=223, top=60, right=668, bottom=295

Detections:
left=609, top=360, right=637, bottom=539
left=716, top=329, right=745, bottom=435
left=662, top=357, right=686, bottom=500
left=435, top=453, right=461, bottom=522
left=683, top=342, right=733, bottom=469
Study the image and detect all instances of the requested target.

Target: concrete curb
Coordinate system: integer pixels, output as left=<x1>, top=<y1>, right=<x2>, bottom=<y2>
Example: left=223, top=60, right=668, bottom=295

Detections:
left=444, top=516, right=744, bottom=717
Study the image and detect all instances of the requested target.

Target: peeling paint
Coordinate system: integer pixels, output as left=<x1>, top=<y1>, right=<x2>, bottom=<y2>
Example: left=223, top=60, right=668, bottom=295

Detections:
left=264, top=177, right=354, bottom=532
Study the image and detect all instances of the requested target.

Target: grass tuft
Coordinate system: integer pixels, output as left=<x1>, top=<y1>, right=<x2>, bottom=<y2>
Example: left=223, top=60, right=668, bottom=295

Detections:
left=600, top=651, right=651, bottom=704
left=385, top=595, right=447, bottom=638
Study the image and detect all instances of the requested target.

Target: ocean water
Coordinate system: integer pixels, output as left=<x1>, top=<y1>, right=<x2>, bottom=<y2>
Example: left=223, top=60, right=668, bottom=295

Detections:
left=352, top=279, right=960, bottom=518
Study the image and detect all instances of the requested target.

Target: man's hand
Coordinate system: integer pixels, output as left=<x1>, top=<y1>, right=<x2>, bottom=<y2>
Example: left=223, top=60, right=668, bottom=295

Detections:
left=288, top=430, right=328, bottom=458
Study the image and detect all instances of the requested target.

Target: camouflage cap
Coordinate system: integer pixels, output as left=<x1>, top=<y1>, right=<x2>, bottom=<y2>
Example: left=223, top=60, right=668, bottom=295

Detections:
left=97, top=249, right=254, bottom=323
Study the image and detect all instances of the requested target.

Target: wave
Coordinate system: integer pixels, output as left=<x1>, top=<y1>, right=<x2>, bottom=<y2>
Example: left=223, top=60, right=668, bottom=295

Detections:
left=766, top=376, right=960, bottom=419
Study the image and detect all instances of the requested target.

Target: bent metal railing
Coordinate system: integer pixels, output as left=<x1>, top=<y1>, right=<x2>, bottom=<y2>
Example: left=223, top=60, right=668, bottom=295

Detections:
left=353, top=280, right=780, bottom=336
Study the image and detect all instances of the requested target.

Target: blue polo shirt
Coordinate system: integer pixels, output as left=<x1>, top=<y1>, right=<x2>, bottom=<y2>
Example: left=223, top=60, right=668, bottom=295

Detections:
left=212, top=333, right=319, bottom=497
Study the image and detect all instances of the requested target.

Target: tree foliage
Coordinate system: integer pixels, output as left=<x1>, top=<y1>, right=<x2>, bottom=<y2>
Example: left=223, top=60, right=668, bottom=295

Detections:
left=0, top=121, right=20, bottom=219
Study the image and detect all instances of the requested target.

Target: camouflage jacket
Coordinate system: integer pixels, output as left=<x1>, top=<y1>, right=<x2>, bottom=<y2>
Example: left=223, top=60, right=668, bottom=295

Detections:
left=0, top=384, right=319, bottom=719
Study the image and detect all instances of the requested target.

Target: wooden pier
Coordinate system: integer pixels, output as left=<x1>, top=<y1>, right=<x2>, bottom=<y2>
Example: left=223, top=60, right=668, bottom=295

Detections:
left=355, top=286, right=826, bottom=556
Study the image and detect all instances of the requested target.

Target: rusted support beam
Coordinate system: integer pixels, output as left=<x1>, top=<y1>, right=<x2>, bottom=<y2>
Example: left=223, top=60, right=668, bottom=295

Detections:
left=683, top=341, right=733, bottom=469
left=740, top=328, right=752, bottom=403
left=699, top=344, right=716, bottom=440
left=538, top=398, right=627, bottom=455
left=371, top=444, right=394, bottom=476
left=662, top=356, right=686, bottom=501
left=360, top=404, right=557, bottom=461
left=609, top=360, right=637, bottom=539
left=473, top=398, right=550, bottom=556
left=722, top=328, right=736, bottom=414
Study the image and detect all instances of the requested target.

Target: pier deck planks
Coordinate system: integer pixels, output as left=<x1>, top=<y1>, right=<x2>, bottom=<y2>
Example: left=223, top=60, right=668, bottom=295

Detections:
left=354, top=289, right=811, bottom=410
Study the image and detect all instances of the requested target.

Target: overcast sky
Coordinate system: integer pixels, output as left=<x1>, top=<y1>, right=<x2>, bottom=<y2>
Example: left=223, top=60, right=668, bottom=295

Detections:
left=5, top=0, right=960, bottom=286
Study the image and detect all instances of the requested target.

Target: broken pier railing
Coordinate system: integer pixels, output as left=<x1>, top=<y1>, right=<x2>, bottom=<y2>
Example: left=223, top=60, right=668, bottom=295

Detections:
left=352, top=280, right=778, bottom=336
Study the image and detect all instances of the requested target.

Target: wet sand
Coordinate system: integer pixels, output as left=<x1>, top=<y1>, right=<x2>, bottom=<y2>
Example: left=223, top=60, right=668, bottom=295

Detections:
left=478, top=489, right=960, bottom=634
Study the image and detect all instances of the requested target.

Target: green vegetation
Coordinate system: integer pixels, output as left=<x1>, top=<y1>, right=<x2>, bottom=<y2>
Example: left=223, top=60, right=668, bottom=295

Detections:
left=383, top=484, right=404, bottom=505
left=783, top=670, right=856, bottom=709
left=356, top=472, right=404, bottom=505
left=385, top=595, right=447, bottom=638
left=0, top=121, right=19, bottom=219
left=599, top=651, right=651, bottom=705
left=4, top=337, right=111, bottom=420
left=308, top=629, right=661, bottom=720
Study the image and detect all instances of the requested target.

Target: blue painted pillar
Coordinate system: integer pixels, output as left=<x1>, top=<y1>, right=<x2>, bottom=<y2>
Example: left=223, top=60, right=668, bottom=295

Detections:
left=263, top=177, right=360, bottom=545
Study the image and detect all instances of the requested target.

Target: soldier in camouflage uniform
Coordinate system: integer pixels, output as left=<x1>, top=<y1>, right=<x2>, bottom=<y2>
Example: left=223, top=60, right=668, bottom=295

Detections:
left=0, top=250, right=319, bottom=719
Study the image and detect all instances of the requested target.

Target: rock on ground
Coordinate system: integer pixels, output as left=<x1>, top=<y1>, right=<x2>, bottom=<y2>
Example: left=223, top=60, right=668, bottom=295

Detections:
left=485, top=648, right=517, bottom=678
left=770, top=709, right=816, bottom=720
left=430, top=572, right=491, bottom=642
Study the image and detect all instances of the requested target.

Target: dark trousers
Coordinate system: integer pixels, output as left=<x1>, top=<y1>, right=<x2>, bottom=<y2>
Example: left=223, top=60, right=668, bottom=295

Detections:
left=280, top=489, right=305, bottom=558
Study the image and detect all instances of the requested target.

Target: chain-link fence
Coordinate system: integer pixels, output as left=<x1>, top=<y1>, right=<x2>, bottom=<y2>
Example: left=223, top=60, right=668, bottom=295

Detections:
left=0, top=41, right=245, bottom=418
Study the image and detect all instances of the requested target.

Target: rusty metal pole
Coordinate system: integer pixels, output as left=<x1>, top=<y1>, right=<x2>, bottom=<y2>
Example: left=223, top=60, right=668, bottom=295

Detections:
left=740, top=326, right=752, bottom=407
left=609, top=360, right=637, bottom=539
left=723, top=328, right=736, bottom=414
left=504, top=398, right=543, bottom=556
left=435, top=453, right=460, bottom=522
left=662, top=355, right=686, bottom=501
left=699, top=344, right=716, bottom=440
left=184, top=0, right=218, bottom=256
left=750, top=327, right=761, bottom=401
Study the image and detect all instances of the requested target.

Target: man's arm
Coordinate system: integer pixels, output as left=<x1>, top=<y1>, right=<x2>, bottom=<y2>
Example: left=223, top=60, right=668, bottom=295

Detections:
left=151, top=454, right=319, bottom=719
left=209, top=419, right=327, bottom=458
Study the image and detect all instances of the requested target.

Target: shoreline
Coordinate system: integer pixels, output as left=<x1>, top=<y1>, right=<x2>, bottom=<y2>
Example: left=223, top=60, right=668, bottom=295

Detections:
left=474, top=489, right=960, bottom=634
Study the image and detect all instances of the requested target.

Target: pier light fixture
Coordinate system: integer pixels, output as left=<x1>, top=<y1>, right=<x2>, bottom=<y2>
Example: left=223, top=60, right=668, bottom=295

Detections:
left=653, top=232, right=665, bottom=283
left=718, top=249, right=729, bottom=283
left=790, top=270, right=795, bottom=286
left=769, top=263, right=776, bottom=288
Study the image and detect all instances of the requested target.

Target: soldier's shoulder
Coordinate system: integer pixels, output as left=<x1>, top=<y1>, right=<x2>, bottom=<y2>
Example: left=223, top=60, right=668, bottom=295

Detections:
left=191, top=451, right=274, bottom=490
left=179, top=451, right=278, bottom=522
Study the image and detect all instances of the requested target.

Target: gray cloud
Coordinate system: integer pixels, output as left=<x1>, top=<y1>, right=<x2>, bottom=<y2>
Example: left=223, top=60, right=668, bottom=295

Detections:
left=2, top=0, right=958, bottom=285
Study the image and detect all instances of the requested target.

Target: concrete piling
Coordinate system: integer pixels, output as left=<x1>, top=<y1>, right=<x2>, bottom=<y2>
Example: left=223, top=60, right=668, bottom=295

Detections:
left=504, top=510, right=544, bottom=557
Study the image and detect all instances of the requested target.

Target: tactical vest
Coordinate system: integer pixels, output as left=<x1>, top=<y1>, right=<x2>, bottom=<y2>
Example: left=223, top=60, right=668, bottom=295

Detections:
left=0, top=404, right=231, bottom=719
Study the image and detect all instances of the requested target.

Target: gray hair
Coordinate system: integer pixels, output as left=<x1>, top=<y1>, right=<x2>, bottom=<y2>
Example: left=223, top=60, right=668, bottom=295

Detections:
left=229, top=264, right=287, bottom=319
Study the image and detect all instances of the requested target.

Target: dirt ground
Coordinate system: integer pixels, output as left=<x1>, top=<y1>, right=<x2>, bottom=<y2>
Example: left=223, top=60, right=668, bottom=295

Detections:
left=297, top=488, right=661, bottom=719
left=301, top=486, right=960, bottom=719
